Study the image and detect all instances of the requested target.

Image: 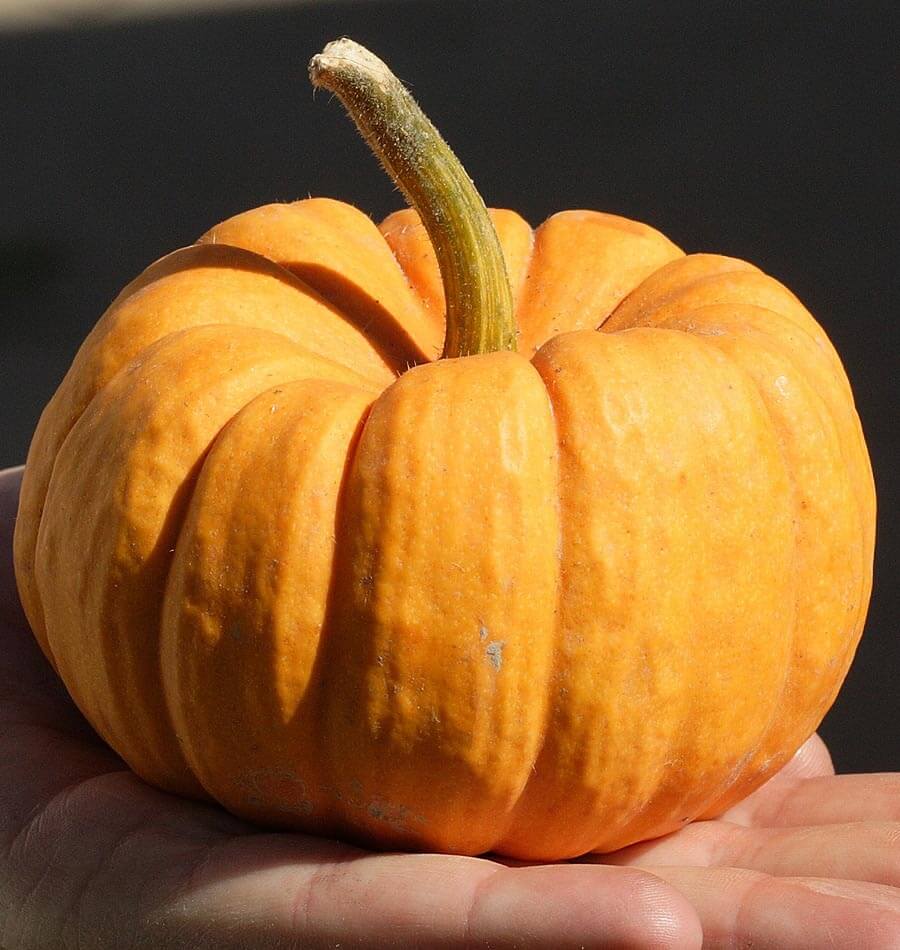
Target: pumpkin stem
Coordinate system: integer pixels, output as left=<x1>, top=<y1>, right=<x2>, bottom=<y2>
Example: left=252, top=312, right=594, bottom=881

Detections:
left=309, top=39, right=516, bottom=359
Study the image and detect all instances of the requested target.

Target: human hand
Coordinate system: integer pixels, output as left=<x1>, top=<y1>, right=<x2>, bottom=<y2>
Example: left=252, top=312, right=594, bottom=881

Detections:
left=1, top=465, right=897, bottom=948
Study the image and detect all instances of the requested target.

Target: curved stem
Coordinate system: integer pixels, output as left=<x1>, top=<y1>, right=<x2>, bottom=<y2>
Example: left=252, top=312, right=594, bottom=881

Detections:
left=309, top=39, right=516, bottom=359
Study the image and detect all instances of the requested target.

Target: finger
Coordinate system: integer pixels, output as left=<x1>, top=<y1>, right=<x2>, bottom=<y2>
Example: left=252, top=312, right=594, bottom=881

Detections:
left=0, top=625, right=125, bottom=864
left=0, top=466, right=128, bottom=838
left=712, top=733, right=831, bottom=823
left=157, top=840, right=703, bottom=949
left=4, top=765, right=703, bottom=950
left=0, top=464, right=92, bottom=740
left=0, top=615, right=124, bottom=832
left=2, top=770, right=251, bottom=949
left=717, top=734, right=837, bottom=826
left=0, top=590, right=124, bottom=846
left=724, top=773, right=900, bottom=828
left=0, top=465, right=27, bottom=629
left=600, top=819, right=900, bottom=888
left=648, top=866, right=900, bottom=950
left=776, top=733, right=835, bottom=779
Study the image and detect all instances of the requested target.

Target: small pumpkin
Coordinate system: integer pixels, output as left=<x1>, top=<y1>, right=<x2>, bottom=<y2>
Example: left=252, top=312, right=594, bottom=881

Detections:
left=14, top=39, right=875, bottom=860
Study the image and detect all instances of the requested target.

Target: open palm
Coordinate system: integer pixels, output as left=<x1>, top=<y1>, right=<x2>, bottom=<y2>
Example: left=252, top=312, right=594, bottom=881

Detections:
left=1, top=466, right=897, bottom=948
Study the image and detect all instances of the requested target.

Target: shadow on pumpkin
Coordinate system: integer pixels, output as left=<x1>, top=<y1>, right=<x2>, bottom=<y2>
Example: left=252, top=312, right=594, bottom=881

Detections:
left=113, top=242, right=430, bottom=377
left=280, top=258, right=439, bottom=371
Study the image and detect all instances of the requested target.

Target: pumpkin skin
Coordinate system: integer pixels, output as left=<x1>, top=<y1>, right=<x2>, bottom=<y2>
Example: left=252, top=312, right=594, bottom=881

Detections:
left=14, top=197, right=875, bottom=860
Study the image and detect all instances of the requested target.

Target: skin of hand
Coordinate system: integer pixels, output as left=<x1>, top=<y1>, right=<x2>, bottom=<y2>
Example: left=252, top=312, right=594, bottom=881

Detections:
left=0, top=464, right=897, bottom=949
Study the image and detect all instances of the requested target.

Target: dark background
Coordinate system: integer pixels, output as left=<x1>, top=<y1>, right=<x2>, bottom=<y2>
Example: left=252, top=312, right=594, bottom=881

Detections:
left=1, top=0, right=897, bottom=770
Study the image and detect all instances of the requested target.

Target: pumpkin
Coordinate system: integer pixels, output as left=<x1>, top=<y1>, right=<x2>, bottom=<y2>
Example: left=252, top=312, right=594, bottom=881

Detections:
left=13, top=39, right=875, bottom=861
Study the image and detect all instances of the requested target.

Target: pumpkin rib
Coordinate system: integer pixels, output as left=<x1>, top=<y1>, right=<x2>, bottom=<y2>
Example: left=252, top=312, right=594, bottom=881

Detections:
left=601, top=254, right=760, bottom=335
left=99, top=240, right=398, bottom=379
left=608, top=260, right=874, bottom=816
left=488, top=349, right=566, bottom=855
left=12, top=244, right=395, bottom=662
left=160, top=378, right=374, bottom=837
left=505, top=212, right=537, bottom=315
left=21, top=306, right=378, bottom=633
left=658, top=305, right=871, bottom=817
left=609, top=260, right=854, bottom=401
left=688, top=307, right=867, bottom=811
left=686, top=333, right=803, bottom=817
left=318, top=352, right=559, bottom=855
left=130, top=244, right=407, bottom=380
left=660, top=298, right=874, bottom=633
left=200, top=199, right=443, bottom=367
left=586, top=325, right=798, bottom=854
left=608, top=255, right=874, bottom=605
left=494, top=327, right=796, bottom=859
left=34, top=324, right=373, bottom=797
left=643, top=315, right=805, bottom=827
left=515, top=211, right=684, bottom=356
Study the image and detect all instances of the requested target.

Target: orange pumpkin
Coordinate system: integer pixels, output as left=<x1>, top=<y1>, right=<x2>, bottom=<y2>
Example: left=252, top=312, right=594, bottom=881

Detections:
left=14, top=39, right=875, bottom=860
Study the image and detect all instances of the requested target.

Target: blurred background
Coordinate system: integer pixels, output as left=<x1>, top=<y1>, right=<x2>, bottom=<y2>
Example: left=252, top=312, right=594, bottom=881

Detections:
left=1, top=0, right=897, bottom=771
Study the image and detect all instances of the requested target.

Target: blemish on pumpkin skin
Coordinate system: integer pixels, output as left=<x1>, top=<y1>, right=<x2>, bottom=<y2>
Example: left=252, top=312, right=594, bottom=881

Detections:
left=238, top=768, right=314, bottom=816
left=359, top=574, right=375, bottom=603
left=478, top=624, right=504, bottom=671
left=485, top=640, right=504, bottom=672
left=226, top=622, right=243, bottom=642
left=364, top=799, right=428, bottom=830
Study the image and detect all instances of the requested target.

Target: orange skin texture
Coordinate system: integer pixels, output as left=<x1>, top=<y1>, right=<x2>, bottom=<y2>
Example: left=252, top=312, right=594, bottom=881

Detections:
left=14, top=198, right=875, bottom=860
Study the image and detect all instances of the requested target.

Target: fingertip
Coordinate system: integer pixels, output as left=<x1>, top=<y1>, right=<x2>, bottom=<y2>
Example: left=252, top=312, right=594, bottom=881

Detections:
left=792, top=733, right=835, bottom=777
left=467, top=864, right=703, bottom=949
left=630, top=869, right=706, bottom=949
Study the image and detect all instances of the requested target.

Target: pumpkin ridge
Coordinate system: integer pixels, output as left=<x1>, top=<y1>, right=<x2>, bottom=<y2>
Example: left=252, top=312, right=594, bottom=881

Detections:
left=701, top=310, right=869, bottom=814
left=174, top=243, right=404, bottom=382
left=200, top=200, right=441, bottom=369
left=377, top=210, right=449, bottom=345
left=12, top=244, right=395, bottom=658
left=311, top=393, right=376, bottom=844
left=315, top=354, right=558, bottom=854
left=589, top=326, right=800, bottom=851
left=509, top=215, right=537, bottom=318
left=34, top=324, right=372, bottom=795
left=665, top=273, right=866, bottom=541
left=487, top=353, right=564, bottom=855
left=14, top=431, right=60, bottom=667
left=614, top=264, right=854, bottom=399
left=658, top=319, right=803, bottom=819
left=276, top=253, right=427, bottom=375
left=687, top=303, right=870, bottom=524
left=516, top=211, right=684, bottom=355
left=662, top=300, right=873, bottom=659
left=602, top=255, right=760, bottom=332
left=105, top=243, right=398, bottom=385
left=34, top=382, right=201, bottom=788
left=159, top=378, right=375, bottom=830
left=660, top=305, right=868, bottom=816
left=607, top=257, right=873, bottom=601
